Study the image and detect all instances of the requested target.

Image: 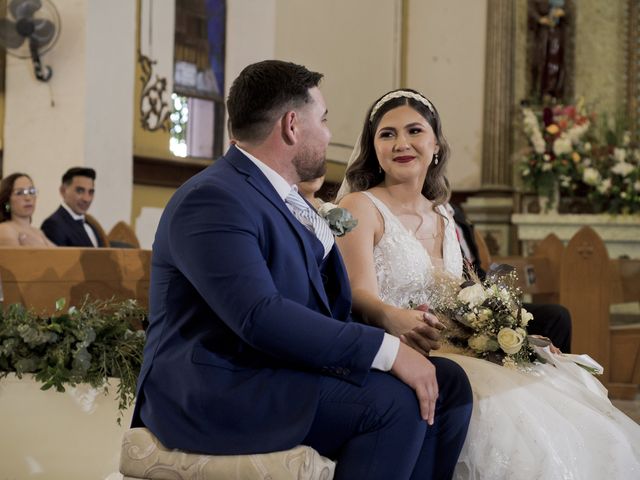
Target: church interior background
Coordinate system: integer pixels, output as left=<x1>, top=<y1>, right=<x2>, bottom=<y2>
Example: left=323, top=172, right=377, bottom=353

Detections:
left=0, top=0, right=639, bottom=477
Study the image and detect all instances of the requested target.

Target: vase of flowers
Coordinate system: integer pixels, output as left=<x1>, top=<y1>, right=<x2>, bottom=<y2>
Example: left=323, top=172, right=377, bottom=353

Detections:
left=520, top=101, right=595, bottom=213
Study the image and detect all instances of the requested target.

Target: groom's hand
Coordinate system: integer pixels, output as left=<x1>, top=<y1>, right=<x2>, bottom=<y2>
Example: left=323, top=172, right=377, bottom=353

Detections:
left=391, top=343, right=439, bottom=425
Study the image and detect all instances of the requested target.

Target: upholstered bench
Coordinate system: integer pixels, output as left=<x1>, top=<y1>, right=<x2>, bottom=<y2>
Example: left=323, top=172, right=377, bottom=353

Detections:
left=119, top=428, right=336, bottom=479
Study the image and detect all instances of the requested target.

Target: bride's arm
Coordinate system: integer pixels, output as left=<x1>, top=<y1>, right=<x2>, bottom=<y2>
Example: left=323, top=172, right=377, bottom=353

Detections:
left=337, top=193, right=440, bottom=355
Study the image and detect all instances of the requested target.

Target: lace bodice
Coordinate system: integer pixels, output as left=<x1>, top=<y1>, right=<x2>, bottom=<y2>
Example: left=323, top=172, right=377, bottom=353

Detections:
left=361, top=192, right=463, bottom=309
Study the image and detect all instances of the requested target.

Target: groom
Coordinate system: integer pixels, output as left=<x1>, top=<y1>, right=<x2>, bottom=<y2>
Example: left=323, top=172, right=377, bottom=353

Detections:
left=132, top=60, right=472, bottom=479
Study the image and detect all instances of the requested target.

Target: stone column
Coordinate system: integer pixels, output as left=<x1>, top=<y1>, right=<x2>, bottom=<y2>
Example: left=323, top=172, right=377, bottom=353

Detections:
left=4, top=0, right=136, bottom=230
left=481, top=0, right=515, bottom=190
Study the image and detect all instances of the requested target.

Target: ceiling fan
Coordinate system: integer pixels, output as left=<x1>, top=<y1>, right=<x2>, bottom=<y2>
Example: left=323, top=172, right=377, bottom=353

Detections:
left=0, top=0, right=61, bottom=82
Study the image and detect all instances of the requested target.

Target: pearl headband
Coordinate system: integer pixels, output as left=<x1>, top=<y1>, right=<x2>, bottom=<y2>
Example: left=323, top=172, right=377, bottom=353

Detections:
left=369, top=90, right=435, bottom=122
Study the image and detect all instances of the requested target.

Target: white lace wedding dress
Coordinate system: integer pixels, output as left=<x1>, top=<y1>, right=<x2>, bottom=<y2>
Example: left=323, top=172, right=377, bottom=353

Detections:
left=361, top=191, right=640, bottom=480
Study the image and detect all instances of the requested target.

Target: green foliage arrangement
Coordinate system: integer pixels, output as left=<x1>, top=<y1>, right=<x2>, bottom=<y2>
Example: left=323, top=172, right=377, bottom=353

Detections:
left=0, top=297, right=147, bottom=424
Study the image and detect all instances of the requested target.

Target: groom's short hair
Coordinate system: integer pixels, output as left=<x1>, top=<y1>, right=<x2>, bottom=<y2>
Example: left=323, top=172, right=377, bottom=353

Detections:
left=227, top=60, right=323, bottom=143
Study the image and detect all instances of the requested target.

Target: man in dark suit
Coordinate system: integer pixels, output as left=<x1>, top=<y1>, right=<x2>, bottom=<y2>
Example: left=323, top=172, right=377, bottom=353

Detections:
left=132, top=60, right=472, bottom=479
left=41, top=167, right=104, bottom=247
left=450, top=202, right=572, bottom=352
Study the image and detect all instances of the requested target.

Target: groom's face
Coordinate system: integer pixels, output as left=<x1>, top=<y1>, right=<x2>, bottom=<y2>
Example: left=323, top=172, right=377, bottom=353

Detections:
left=293, top=87, right=331, bottom=182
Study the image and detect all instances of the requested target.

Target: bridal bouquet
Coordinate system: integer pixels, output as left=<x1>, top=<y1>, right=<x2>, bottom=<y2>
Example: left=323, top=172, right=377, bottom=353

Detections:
left=427, top=267, right=535, bottom=367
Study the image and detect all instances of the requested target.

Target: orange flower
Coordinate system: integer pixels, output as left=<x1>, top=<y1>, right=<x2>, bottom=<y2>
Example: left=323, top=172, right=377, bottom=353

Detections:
left=571, top=152, right=581, bottom=163
left=546, top=124, right=560, bottom=135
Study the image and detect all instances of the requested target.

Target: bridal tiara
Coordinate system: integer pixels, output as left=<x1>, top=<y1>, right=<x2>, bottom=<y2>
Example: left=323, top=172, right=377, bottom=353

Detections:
left=369, top=90, right=435, bottom=121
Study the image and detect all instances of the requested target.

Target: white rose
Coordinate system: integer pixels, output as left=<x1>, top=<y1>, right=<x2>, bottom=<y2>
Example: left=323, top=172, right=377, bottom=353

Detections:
left=582, top=167, right=601, bottom=186
left=542, top=163, right=553, bottom=172
left=520, top=308, right=534, bottom=327
left=611, top=161, right=634, bottom=177
left=598, top=178, right=612, bottom=194
left=458, top=311, right=477, bottom=327
left=497, top=328, right=525, bottom=355
left=553, top=136, right=572, bottom=156
left=623, top=132, right=631, bottom=146
left=614, top=148, right=627, bottom=163
left=477, top=308, right=493, bottom=324
left=634, top=181, right=640, bottom=192
left=317, top=202, right=338, bottom=216
left=457, top=284, right=487, bottom=307
left=468, top=334, right=499, bottom=353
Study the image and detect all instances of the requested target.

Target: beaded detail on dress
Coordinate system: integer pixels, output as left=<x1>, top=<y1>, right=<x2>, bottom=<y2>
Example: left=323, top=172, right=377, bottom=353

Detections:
left=361, top=191, right=463, bottom=309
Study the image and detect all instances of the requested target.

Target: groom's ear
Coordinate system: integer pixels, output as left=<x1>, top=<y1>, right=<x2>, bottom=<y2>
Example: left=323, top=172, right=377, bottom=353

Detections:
left=281, top=110, right=297, bottom=145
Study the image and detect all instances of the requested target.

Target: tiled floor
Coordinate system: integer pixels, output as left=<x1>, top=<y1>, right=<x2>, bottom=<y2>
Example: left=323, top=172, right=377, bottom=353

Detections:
left=612, top=392, right=640, bottom=424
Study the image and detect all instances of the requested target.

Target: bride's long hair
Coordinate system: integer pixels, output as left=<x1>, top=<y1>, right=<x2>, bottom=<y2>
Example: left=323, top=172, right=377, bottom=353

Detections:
left=344, top=89, right=451, bottom=206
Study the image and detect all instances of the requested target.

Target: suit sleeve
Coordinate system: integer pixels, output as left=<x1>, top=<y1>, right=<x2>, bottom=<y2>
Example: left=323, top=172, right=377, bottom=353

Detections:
left=168, top=184, right=384, bottom=385
left=41, top=217, right=66, bottom=246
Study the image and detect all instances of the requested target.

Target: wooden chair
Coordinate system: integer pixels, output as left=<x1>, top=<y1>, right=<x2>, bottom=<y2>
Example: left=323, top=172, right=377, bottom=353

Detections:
left=108, top=221, right=141, bottom=248
left=558, top=227, right=640, bottom=398
left=473, top=228, right=492, bottom=273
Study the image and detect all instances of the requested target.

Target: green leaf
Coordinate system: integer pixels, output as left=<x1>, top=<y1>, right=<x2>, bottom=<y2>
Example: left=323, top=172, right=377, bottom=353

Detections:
left=55, top=298, right=66, bottom=312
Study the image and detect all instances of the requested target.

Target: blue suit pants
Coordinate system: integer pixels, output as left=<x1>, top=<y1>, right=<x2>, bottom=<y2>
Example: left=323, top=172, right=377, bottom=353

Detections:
left=303, top=357, right=472, bottom=480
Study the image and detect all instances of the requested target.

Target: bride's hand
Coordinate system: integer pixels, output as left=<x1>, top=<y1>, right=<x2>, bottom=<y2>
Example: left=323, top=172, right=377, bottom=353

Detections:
left=381, top=304, right=442, bottom=356
left=402, top=305, right=444, bottom=356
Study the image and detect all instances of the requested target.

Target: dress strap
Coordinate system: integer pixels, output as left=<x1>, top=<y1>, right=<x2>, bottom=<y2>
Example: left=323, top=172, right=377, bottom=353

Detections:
left=360, top=191, right=400, bottom=229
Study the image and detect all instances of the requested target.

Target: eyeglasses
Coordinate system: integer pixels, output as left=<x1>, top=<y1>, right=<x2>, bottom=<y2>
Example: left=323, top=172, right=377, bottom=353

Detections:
left=12, top=187, right=38, bottom=196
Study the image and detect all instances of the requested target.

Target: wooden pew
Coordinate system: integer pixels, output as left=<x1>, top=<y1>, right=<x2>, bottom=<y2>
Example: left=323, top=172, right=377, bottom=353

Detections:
left=0, top=247, right=151, bottom=315
left=484, top=228, right=640, bottom=399
left=561, top=227, right=640, bottom=399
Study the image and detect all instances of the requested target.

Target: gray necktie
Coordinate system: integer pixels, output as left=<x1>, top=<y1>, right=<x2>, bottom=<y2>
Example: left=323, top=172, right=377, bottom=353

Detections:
left=285, top=188, right=334, bottom=257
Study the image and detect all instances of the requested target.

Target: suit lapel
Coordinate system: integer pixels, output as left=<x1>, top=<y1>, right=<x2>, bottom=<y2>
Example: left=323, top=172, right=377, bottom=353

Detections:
left=226, top=148, right=332, bottom=314
left=59, top=207, right=93, bottom=247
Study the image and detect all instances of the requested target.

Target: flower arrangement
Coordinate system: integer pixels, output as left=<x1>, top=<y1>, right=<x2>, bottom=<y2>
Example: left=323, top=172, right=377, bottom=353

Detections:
left=520, top=101, right=595, bottom=211
left=427, top=267, right=535, bottom=368
left=0, top=297, right=146, bottom=423
left=318, top=202, right=358, bottom=236
left=583, top=131, right=640, bottom=214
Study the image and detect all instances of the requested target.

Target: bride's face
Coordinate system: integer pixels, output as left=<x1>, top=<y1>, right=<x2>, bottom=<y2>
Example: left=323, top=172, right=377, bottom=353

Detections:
left=373, top=105, right=438, bottom=184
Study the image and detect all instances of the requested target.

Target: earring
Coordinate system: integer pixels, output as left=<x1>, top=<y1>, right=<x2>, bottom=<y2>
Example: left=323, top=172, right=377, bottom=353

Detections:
left=4, top=203, right=9, bottom=213
left=378, top=165, right=383, bottom=174
left=433, top=153, right=439, bottom=166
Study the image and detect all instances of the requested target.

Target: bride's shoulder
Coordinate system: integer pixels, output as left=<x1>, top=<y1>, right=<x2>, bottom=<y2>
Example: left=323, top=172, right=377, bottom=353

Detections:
left=338, top=191, right=382, bottom=227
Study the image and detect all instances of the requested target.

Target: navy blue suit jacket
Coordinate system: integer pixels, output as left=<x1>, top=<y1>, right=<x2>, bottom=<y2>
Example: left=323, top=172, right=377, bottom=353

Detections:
left=41, top=206, right=103, bottom=247
left=132, top=146, right=385, bottom=455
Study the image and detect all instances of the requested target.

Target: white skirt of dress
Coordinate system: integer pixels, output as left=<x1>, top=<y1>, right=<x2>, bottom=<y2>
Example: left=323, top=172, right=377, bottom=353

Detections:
left=432, top=352, right=640, bottom=480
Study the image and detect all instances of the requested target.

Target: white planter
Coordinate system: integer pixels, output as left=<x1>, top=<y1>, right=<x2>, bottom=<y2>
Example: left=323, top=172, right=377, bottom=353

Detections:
left=0, top=373, right=132, bottom=479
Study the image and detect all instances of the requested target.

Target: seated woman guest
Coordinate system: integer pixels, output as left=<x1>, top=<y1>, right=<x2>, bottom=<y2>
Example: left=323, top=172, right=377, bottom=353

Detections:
left=0, top=173, right=56, bottom=246
left=336, top=88, right=640, bottom=479
left=297, top=174, right=326, bottom=209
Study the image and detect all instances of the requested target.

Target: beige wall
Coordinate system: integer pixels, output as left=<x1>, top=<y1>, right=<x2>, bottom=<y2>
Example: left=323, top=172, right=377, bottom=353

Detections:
left=274, top=0, right=402, bottom=175
left=406, top=0, right=488, bottom=191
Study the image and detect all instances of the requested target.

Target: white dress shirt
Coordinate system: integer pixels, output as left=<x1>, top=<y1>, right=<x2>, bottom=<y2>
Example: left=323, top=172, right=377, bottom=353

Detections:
left=61, top=202, right=99, bottom=247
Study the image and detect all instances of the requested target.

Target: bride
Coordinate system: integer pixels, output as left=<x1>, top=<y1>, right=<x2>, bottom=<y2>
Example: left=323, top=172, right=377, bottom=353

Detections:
left=335, top=88, right=640, bottom=479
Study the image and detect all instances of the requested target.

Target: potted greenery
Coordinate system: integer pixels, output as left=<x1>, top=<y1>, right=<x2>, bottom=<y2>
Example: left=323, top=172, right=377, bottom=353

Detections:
left=0, top=297, right=146, bottom=424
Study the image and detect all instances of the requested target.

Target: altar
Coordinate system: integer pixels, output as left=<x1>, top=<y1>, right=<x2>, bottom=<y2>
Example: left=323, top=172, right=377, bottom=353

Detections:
left=512, top=213, right=640, bottom=259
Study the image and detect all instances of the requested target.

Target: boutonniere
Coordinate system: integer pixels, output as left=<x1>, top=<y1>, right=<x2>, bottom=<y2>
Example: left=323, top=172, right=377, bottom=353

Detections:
left=317, top=202, right=358, bottom=237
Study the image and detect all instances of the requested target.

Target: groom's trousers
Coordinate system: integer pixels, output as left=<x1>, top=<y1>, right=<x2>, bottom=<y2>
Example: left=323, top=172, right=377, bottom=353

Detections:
left=302, top=356, right=472, bottom=480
